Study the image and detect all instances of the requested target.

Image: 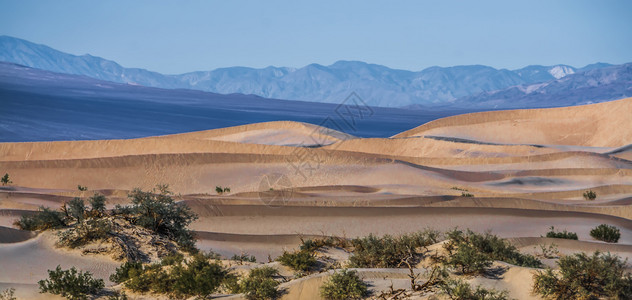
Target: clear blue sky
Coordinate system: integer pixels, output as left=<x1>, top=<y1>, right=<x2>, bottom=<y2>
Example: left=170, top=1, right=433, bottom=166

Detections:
left=1, top=0, right=631, bottom=74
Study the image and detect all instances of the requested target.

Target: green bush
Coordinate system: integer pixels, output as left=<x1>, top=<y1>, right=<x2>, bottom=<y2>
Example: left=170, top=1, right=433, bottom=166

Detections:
left=14, top=207, right=67, bottom=231
left=114, top=185, right=198, bottom=252
left=349, top=230, right=439, bottom=268
left=87, top=194, right=107, bottom=217
left=238, top=266, right=280, bottom=300
left=0, top=288, right=16, bottom=300
left=77, top=185, right=88, bottom=191
left=116, top=252, right=229, bottom=298
left=533, top=251, right=632, bottom=299
left=38, top=265, right=104, bottom=300
left=461, top=192, right=474, bottom=197
left=320, top=269, right=368, bottom=300
left=590, top=224, right=621, bottom=243
left=583, top=190, right=597, bottom=200
left=231, top=253, right=257, bottom=264
left=67, top=198, right=86, bottom=222
left=277, top=250, right=317, bottom=272
left=440, top=278, right=509, bottom=300
left=57, top=218, right=112, bottom=248
left=443, top=229, right=541, bottom=273
left=545, top=226, right=578, bottom=240
left=1, top=173, right=12, bottom=185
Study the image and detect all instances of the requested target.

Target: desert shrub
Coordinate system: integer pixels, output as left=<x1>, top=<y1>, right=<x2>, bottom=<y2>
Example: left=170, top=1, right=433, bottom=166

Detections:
left=533, top=251, right=632, bottom=299
left=77, top=185, right=88, bottom=191
left=444, top=242, right=492, bottom=275
left=114, top=185, right=198, bottom=252
left=443, top=229, right=541, bottom=273
left=87, top=193, right=107, bottom=217
left=440, top=278, right=509, bottom=300
left=224, top=187, right=231, bottom=193
left=238, top=266, right=281, bottom=300
left=38, top=265, right=104, bottom=300
left=300, top=236, right=349, bottom=252
left=109, top=261, right=144, bottom=284
left=349, top=230, right=439, bottom=268
left=14, top=206, right=67, bottom=231
left=57, top=218, right=112, bottom=248
left=1, top=173, right=11, bottom=185
left=117, top=252, right=229, bottom=298
left=320, top=269, right=368, bottom=300
left=590, top=224, right=621, bottom=243
left=545, top=226, right=578, bottom=240
left=277, top=250, right=317, bottom=272
left=583, top=190, right=597, bottom=200
left=461, top=192, right=474, bottom=197
left=231, top=253, right=257, bottom=264
left=216, top=186, right=224, bottom=194
left=67, top=198, right=86, bottom=222
left=0, top=288, right=16, bottom=300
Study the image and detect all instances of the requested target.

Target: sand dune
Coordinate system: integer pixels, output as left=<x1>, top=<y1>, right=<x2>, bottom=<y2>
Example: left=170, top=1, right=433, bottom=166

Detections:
left=1, top=98, right=632, bottom=299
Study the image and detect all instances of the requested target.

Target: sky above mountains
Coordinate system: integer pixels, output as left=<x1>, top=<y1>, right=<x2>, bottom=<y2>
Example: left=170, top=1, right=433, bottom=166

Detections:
left=1, top=0, right=631, bottom=74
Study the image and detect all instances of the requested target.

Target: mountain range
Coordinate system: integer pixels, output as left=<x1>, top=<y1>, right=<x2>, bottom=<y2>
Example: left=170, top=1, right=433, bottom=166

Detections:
left=0, top=35, right=629, bottom=108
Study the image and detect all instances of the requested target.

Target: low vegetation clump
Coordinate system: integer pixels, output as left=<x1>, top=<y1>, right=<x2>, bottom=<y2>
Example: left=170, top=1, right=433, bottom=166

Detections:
left=0, top=288, right=16, bottom=300
left=461, top=192, right=474, bottom=197
left=113, top=185, right=198, bottom=252
left=111, top=252, right=230, bottom=299
left=348, top=230, right=439, bottom=268
left=583, top=189, right=597, bottom=200
left=231, top=266, right=281, bottom=300
left=533, top=251, right=632, bottom=299
left=443, top=229, right=541, bottom=274
left=544, top=226, right=578, bottom=240
left=38, top=265, right=105, bottom=300
left=590, top=224, right=621, bottom=243
left=440, top=278, right=509, bottom=300
left=320, top=269, right=368, bottom=300
left=299, top=236, right=349, bottom=252
left=215, top=186, right=231, bottom=195
left=231, top=253, right=257, bottom=264
left=77, top=185, right=88, bottom=191
left=277, top=249, right=317, bottom=272
left=14, top=206, right=67, bottom=231
left=1, top=173, right=12, bottom=185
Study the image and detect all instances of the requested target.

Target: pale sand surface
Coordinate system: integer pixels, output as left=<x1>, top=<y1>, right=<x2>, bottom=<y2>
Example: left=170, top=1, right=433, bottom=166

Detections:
left=0, top=98, right=631, bottom=299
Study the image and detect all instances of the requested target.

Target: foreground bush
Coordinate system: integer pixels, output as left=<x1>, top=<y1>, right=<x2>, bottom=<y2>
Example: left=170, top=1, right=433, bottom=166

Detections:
left=14, top=207, right=67, bottom=231
left=440, top=278, right=509, bottom=300
left=112, top=252, right=229, bottom=298
left=38, top=266, right=104, bottom=300
left=590, top=224, right=621, bottom=243
left=114, top=185, right=198, bottom=252
left=277, top=249, right=317, bottom=272
left=320, top=269, right=368, bottom=300
left=237, top=266, right=281, bottom=300
left=349, top=230, right=439, bottom=268
left=533, top=251, right=632, bottom=299
left=57, top=218, right=112, bottom=248
left=443, top=229, right=541, bottom=274
left=544, top=226, right=578, bottom=240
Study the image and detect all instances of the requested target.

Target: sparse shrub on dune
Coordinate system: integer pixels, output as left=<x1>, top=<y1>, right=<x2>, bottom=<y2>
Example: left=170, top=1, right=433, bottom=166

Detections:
left=231, top=253, right=257, bottom=264
left=56, top=218, right=112, bottom=248
left=544, top=226, right=578, bottom=240
left=236, top=266, right=281, bottom=300
left=442, top=229, right=542, bottom=274
left=590, top=224, right=621, bottom=243
left=0, top=288, right=16, bottom=300
left=348, top=230, right=440, bottom=268
left=277, top=249, right=317, bottom=272
left=77, top=185, right=87, bottom=191
left=320, top=269, right=368, bottom=300
left=533, top=251, right=632, bottom=299
left=114, top=251, right=230, bottom=298
left=583, top=189, right=597, bottom=200
left=38, top=265, right=104, bottom=300
left=14, top=206, right=67, bottom=231
left=1, top=173, right=12, bottom=185
left=440, top=278, right=509, bottom=300
left=113, top=185, right=198, bottom=252
left=461, top=192, right=474, bottom=197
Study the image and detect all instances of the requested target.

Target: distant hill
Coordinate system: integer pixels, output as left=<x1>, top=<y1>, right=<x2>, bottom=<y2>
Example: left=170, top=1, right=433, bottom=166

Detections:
left=456, top=63, right=632, bottom=109
left=0, top=35, right=624, bottom=108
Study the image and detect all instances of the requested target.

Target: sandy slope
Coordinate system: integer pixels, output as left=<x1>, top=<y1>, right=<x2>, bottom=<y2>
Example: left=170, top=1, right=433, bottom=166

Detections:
left=1, top=98, right=631, bottom=299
